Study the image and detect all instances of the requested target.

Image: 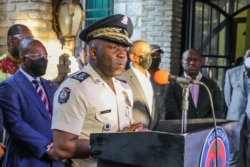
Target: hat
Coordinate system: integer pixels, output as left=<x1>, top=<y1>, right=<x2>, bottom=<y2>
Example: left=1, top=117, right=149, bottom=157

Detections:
left=151, top=44, right=164, bottom=53
left=79, top=14, right=133, bottom=47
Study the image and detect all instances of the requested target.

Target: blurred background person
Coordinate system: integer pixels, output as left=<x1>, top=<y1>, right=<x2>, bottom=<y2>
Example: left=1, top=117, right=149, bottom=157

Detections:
left=149, top=44, right=165, bottom=96
left=0, top=24, right=33, bottom=82
left=64, top=43, right=90, bottom=81
left=148, top=44, right=164, bottom=76
left=224, top=49, right=250, bottom=167
left=75, top=43, right=89, bottom=70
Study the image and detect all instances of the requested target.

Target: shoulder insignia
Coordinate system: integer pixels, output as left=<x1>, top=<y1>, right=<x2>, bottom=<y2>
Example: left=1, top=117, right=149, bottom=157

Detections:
left=116, top=77, right=127, bottom=83
left=58, top=87, right=71, bottom=104
left=71, top=72, right=90, bottom=82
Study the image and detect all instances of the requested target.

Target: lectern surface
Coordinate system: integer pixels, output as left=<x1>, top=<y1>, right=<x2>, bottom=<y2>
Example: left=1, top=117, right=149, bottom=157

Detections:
left=90, top=119, right=240, bottom=167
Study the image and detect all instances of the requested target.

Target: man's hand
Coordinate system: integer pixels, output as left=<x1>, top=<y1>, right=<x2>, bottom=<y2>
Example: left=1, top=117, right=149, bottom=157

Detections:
left=122, top=123, right=148, bottom=132
left=0, top=142, right=5, bottom=158
left=46, top=142, right=58, bottom=161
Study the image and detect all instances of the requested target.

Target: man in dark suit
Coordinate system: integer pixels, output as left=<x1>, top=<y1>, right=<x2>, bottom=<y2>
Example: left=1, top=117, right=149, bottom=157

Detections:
left=0, top=39, right=59, bottom=167
left=162, top=48, right=224, bottom=119
left=120, top=40, right=163, bottom=130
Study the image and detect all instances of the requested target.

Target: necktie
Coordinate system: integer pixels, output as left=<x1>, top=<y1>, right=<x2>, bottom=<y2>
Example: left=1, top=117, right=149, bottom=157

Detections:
left=32, top=80, right=51, bottom=116
left=189, top=83, right=199, bottom=108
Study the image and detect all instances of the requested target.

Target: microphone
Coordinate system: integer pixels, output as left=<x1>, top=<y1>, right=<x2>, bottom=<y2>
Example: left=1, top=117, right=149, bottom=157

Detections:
left=153, top=70, right=201, bottom=85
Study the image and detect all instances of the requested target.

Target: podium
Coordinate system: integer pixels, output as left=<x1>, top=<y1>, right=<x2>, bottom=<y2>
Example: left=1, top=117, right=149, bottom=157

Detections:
left=90, top=119, right=240, bottom=167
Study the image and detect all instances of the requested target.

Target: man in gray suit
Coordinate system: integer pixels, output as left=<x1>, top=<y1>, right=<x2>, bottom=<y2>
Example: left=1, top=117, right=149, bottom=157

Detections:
left=120, top=40, right=162, bottom=130
left=224, top=49, right=250, bottom=167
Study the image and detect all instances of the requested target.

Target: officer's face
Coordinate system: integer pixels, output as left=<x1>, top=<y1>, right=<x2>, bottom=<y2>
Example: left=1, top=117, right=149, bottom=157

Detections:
left=89, top=39, right=128, bottom=77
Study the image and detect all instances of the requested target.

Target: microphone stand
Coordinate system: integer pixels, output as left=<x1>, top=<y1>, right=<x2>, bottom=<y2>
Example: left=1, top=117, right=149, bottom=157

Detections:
left=172, top=76, right=219, bottom=165
left=181, top=83, right=189, bottom=134
left=199, top=82, right=218, bottom=166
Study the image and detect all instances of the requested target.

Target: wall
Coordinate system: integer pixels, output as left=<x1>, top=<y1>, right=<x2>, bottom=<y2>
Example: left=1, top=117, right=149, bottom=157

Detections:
left=114, top=0, right=183, bottom=75
left=0, top=0, right=183, bottom=79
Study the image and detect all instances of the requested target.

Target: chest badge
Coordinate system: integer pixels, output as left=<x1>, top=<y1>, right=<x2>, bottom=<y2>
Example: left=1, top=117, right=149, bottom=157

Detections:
left=103, top=123, right=111, bottom=131
left=122, top=91, right=131, bottom=107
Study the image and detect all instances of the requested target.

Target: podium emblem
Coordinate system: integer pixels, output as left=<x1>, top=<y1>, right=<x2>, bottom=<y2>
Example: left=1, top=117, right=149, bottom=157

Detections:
left=200, top=126, right=230, bottom=167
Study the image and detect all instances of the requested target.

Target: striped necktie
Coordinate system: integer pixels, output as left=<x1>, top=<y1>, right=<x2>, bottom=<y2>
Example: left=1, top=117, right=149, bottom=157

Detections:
left=32, top=80, right=51, bottom=117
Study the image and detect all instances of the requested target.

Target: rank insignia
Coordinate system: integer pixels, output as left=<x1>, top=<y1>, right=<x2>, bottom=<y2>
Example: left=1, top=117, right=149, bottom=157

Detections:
left=122, top=91, right=131, bottom=107
left=103, top=123, right=111, bottom=131
left=58, top=87, right=71, bottom=104
left=71, top=72, right=89, bottom=82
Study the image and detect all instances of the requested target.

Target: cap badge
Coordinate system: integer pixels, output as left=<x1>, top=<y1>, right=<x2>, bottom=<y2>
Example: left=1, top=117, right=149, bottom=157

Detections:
left=121, top=16, right=128, bottom=25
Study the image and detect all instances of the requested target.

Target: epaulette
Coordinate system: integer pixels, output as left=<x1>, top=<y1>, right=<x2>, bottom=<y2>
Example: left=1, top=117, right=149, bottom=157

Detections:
left=115, top=77, right=127, bottom=83
left=70, top=71, right=90, bottom=82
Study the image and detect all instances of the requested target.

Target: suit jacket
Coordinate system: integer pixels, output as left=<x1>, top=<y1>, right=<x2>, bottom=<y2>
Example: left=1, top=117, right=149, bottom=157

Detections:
left=224, top=65, right=248, bottom=129
left=0, top=70, right=59, bottom=167
left=162, top=76, right=224, bottom=119
left=120, top=69, right=162, bottom=130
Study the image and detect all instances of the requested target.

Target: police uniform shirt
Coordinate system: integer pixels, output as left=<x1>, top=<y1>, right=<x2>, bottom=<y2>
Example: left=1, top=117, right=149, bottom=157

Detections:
left=52, top=64, right=134, bottom=167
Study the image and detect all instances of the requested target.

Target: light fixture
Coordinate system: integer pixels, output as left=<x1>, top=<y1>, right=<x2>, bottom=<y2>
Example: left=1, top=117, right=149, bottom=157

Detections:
left=53, top=0, right=84, bottom=49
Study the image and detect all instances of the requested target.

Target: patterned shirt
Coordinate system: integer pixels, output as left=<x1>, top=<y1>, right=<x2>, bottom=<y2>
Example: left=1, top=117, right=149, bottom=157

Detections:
left=0, top=51, right=20, bottom=82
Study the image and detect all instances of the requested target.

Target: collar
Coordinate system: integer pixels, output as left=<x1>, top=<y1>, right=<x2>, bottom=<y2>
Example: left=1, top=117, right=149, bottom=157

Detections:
left=184, top=72, right=202, bottom=80
left=83, top=64, right=117, bottom=84
left=130, top=62, right=150, bottom=78
left=19, top=68, right=41, bottom=83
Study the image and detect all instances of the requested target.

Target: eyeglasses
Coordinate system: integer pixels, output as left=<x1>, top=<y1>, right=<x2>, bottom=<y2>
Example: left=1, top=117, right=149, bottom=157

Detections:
left=24, top=53, right=47, bottom=59
left=12, top=34, right=33, bottom=40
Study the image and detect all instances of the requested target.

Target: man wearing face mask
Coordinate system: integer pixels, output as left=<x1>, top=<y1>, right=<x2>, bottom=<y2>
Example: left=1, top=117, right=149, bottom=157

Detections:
left=148, top=44, right=164, bottom=76
left=224, top=49, right=250, bottom=167
left=0, top=39, right=59, bottom=167
left=120, top=40, right=163, bottom=130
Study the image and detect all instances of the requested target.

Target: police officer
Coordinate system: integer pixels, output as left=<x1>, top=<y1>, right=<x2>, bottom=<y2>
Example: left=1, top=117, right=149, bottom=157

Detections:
left=52, top=14, right=146, bottom=167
